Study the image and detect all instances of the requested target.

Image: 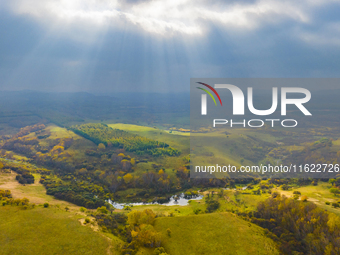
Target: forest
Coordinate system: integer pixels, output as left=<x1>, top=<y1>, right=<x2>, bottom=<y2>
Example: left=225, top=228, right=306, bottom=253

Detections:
left=70, top=123, right=180, bottom=156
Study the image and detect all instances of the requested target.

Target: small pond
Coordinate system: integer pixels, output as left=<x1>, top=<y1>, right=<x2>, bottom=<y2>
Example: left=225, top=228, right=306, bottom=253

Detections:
left=108, top=193, right=203, bottom=210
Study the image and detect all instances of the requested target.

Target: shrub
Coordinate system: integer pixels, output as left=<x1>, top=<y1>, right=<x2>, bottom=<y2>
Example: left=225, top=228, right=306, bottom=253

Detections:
left=301, top=196, right=308, bottom=202
left=332, top=202, right=340, bottom=208
left=325, top=201, right=331, bottom=205
left=252, top=189, right=261, bottom=195
left=205, top=199, right=220, bottom=213
left=330, top=188, right=340, bottom=196
left=43, top=202, right=49, bottom=208
left=123, top=205, right=131, bottom=211
left=153, top=247, right=166, bottom=255
left=293, top=194, right=300, bottom=200
left=166, top=228, right=171, bottom=237
left=85, top=218, right=91, bottom=224
left=293, top=191, right=301, bottom=195
left=97, top=206, right=109, bottom=214
left=80, top=207, right=87, bottom=212
left=271, top=191, right=280, bottom=198
left=281, top=184, right=289, bottom=190
left=193, top=208, right=201, bottom=215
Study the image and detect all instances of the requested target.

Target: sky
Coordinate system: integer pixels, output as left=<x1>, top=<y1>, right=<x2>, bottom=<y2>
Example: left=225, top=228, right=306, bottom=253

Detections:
left=0, top=0, right=340, bottom=93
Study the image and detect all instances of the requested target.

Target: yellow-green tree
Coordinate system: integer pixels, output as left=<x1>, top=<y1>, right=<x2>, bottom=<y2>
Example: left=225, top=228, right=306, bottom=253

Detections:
left=123, top=173, right=133, bottom=184
left=98, top=143, right=106, bottom=150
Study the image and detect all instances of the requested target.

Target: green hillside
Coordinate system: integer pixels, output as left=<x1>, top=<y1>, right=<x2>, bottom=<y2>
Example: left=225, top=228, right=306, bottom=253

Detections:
left=0, top=206, right=111, bottom=255
left=154, top=212, right=279, bottom=255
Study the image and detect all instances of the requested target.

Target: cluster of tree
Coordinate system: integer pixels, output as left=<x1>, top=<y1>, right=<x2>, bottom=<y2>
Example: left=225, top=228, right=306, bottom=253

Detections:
left=16, top=171, right=34, bottom=184
left=70, top=123, right=180, bottom=156
left=0, top=189, right=31, bottom=208
left=283, top=138, right=338, bottom=172
left=94, top=209, right=167, bottom=255
left=95, top=212, right=128, bottom=237
left=0, top=189, right=12, bottom=200
left=251, top=194, right=340, bottom=254
left=205, top=197, right=221, bottom=213
left=13, top=124, right=46, bottom=139
left=122, top=209, right=162, bottom=254
left=40, top=175, right=107, bottom=209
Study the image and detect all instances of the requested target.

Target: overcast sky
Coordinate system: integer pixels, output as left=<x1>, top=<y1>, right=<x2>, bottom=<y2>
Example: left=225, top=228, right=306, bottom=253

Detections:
left=0, top=0, right=340, bottom=93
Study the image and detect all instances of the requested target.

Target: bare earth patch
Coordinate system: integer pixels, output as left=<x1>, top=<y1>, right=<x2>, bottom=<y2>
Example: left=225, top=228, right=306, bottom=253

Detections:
left=0, top=172, right=79, bottom=210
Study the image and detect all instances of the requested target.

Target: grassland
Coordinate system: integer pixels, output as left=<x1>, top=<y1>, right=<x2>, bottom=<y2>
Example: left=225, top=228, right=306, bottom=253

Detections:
left=108, top=123, right=190, bottom=154
left=154, top=212, right=279, bottom=255
left=0, top=172, right=78, bottom=209
left=275, top=181, right=340, bottom=216
left=0, top=206, right=112, bottom=255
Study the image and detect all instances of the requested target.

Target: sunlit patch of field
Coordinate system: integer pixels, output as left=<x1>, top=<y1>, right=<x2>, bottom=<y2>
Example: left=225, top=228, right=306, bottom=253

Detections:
left=0, top=206, right=112, bottom=255
left=108, top=123, right=190, bottom=153
left=284, top=145, right=304, bottom=151
left=0, top=172, right=77, bottom=209
left=36, top=124, right=96, bottom=159
left=154, top=212, right=279, bottom=255
left=108, top=123, right=157, bottom=132
left=333, top=139, right=340, bottom=146
left=46, top=125, right=81, bottom=140
left=275, top=181, right=340, bottom=216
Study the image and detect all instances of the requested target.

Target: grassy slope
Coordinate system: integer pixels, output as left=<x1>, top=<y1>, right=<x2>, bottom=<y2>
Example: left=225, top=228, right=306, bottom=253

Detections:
left=275, top=181, right=340, bottom=216
left=108, top=123, right=190, bottom=153
left=0, top=206, right=111, bottom=255
left=0, top=172, right=77, bottom=208
left=154, top=212, right=279, bottom=255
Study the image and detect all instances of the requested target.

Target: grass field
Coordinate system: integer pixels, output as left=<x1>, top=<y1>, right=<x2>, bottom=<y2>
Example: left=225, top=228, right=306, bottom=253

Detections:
left=154, top=212, right=279, bottom=255
left=108, top=123, right=190, bottom=154
left=275, top=181, right=340, bottom=216
left=0, top=172, right=77, bottom=207
left=0, top=206, right=112, bottom=255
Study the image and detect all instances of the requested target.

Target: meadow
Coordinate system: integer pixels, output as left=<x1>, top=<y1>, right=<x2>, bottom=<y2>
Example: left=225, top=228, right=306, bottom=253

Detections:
left=154, top=212, right=279, bottom=255
left=0, top=206, right=112, bottom=255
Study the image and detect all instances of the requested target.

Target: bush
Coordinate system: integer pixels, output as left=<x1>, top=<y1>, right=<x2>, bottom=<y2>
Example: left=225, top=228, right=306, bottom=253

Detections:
left=123, top=205, right=131, bottom=211
left=271, top=191, right=280, bottom=198
left=166, top=228, right=171, bottom=237
left=85, top=218, right=91, bottom=224
left=293, top=194, right=300, bottom=200
left=326, top=201, right=331, bottom=205
left=281, top=184, right=289, bottom=190
left=193, top=208, right=201, bottom=215
left=80, top=207, right=87, bottom=212
left=43, top=202, right=49, bottom=208
left=332, top=202, right=340, bottom=208
left=97, top=206, right=108, bottom=214
left=154, top=247, right=166, bottom=255
left=330, top=188, right=340, bottom=196
left=293, top=191, right=301, bottom=195
left=301, top=196, right=308, bottom=202
left=205, top=199, right=220, bottom=213
left=252, top=189, right=261, bottom=195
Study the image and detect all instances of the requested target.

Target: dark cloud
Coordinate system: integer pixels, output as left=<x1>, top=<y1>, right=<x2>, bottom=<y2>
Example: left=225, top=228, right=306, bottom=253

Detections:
left=0, top=0, right=340, bottom=93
